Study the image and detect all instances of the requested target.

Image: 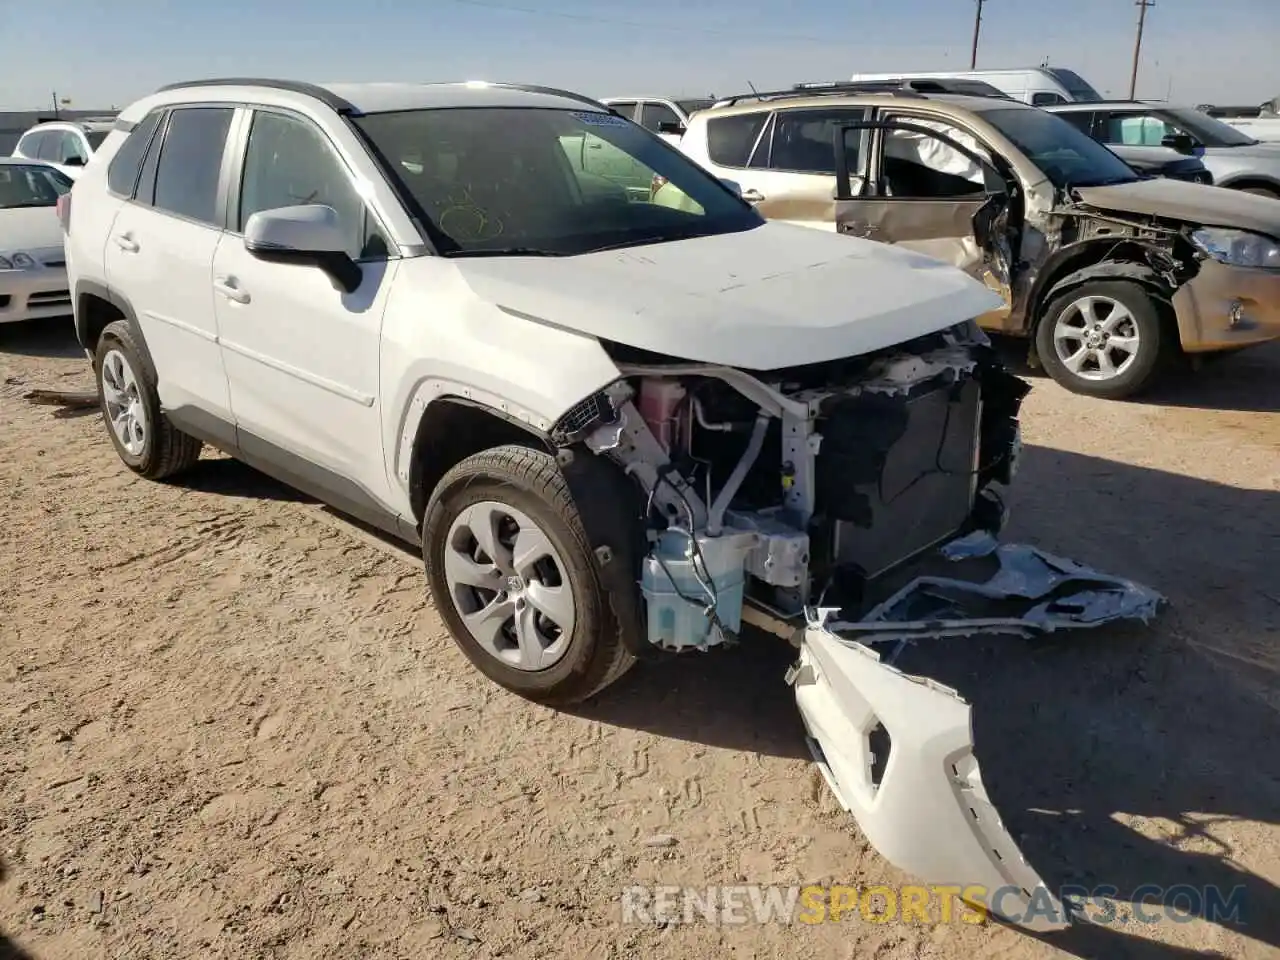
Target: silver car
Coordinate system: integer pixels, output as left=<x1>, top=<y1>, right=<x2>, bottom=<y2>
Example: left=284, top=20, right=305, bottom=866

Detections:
left=1046, top=101, right=1280, bottom=198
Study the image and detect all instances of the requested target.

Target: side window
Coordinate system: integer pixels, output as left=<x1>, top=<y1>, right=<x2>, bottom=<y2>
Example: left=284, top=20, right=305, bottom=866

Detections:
left=238, top=110, right=388, bottom=260
left=151, top=107, right=235, bottom=225
left=1096, top=111, right=1176, bottom=147
left=705, top=112, right=769, bottom=168
left=107, top=109, right=164, bottom=197
left=57, top=132, right=89, bottom=164
left=1056, top=111, right=1096, bottom=135
left=606, top=101, right=639, bottom=121
left=881, top=116, right=993, bottom=199
left=1032, top=92, right=1068, bottom=106
left=769, top=108, right=867, bottom=175
left=639, top=102, right=682, bottom=133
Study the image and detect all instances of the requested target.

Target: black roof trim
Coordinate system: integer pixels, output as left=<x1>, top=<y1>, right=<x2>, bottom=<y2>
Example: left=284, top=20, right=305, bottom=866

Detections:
left=480, top=82, right=614, bottom=113
left=153, top=78, right=359, bottom=114
left=713, top=82, right=939, bottom=109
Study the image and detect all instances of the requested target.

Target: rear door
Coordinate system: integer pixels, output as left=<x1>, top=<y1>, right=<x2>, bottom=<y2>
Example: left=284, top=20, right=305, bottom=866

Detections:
left=693, top=107, right=871, bottom=230
left=832, top=111, right=1013, bottom=322
left=103, top=105, right=237, bottom=420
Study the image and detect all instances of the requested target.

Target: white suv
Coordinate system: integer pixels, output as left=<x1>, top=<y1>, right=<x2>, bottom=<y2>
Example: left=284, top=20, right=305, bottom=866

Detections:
left=63, top=78, right=1161, bottom=928
left=13, top=118, right=116, bottom=180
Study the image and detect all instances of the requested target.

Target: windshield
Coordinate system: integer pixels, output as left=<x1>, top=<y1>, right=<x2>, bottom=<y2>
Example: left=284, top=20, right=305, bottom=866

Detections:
left=0, top=163, right=72, bottom=208
left=1160, top=107, right=1259, bottom=147
left=982, top=107, right=1141, bottom=188
left=355, top=107, right=761, bottom=256
left=1045, top=68, right=1102, bottom=102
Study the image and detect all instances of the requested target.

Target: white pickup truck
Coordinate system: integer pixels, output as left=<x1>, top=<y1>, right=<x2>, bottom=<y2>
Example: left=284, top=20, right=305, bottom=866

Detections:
left=1201, top=99, right=1280, bottom=142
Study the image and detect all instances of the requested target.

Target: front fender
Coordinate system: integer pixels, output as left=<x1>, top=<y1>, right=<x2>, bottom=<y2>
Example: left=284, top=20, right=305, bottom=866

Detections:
left=379, top=260, right=623, bottom=515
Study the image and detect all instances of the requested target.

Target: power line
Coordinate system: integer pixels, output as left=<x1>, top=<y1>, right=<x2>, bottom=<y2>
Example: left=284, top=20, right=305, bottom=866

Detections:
left=446, top=0, right=833, bottom=43
left=1129, top=0, right=1155, bottom=99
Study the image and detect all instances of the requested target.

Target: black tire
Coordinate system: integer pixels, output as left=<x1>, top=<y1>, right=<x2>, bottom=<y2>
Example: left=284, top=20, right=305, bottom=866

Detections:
left=423, top=444, right=636, bottom=705
left=1237, top=186, right=1280, bottom=199
left=1035, top=279, right=1169, bottom=400
left=93, top=319, right=203, bottom=480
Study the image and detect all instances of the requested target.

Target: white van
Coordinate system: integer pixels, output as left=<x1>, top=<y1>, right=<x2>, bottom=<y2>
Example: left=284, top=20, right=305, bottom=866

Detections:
left=847, top=67, right=1102, bottom=106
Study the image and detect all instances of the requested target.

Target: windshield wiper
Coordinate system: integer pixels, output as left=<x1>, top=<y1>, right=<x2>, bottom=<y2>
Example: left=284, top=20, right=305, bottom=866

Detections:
left=445, top=247, right=561, bottom=258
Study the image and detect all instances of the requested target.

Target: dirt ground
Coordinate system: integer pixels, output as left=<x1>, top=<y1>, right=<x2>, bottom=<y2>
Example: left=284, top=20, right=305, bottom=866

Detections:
left=1, top=320, right=1277, bottom=960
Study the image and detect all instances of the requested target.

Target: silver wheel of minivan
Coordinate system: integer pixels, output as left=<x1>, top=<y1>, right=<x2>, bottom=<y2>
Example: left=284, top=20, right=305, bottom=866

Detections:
left=1052, top=294, right=1141, bottom=383
left=444, top=500, right=576, bottom=672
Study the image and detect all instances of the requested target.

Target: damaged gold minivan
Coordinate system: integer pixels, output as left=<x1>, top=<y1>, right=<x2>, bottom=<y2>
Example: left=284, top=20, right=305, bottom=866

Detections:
left=670, top=86, right=1280, bottom=399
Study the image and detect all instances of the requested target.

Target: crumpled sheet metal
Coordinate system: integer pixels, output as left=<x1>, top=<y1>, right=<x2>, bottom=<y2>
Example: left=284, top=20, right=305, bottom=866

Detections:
left=821, top=532, right=1165, bottom=643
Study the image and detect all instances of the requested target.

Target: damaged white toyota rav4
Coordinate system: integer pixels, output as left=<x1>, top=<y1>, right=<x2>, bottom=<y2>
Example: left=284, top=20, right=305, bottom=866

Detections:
left=64, top=79, right=1163, bottom=928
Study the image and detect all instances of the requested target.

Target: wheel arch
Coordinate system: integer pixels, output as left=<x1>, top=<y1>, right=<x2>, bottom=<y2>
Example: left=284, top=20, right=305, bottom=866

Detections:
left=74, top=281, right=158, bottom=374
left=1213, top=174, right=1280, bottom=196
left=406, top=395, right=553, bottom=528
left=1026, top=239, right=1176, bottom=340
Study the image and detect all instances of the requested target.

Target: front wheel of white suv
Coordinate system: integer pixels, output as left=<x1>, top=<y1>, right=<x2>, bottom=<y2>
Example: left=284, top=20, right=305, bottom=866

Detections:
left=422, top=444, right=636, bottom=706
left=94, top=320, right=203, bottom=480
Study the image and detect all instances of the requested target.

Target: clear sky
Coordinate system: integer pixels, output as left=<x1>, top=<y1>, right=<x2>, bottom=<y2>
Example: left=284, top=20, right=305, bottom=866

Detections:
left=1, top=0, right=1275, bottom=111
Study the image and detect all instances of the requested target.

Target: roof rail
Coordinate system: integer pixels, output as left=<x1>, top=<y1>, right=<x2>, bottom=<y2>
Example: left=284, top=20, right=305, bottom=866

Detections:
left=713, top=82, right=928, bottom=109
left=475, top=82, right=615, bottom=113
left=153, top=78, right=359, bottom=114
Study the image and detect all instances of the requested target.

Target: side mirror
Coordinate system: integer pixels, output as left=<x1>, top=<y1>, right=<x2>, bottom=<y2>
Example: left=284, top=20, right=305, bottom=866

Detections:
left=657, top=120, right=686, bottom=136
left=719, top=177, right=743, bottom=197
left=63, top=155, right=85, bottom=167
left=243, top=204, right=361, bottom=293
left=1161, top=133, right=1196, bottom=155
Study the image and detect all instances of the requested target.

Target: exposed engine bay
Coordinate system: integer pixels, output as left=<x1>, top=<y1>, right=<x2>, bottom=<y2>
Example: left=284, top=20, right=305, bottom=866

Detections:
left=561, top=319, right=1026, bottom=650
left=551, top=316, right=1165, bottom=930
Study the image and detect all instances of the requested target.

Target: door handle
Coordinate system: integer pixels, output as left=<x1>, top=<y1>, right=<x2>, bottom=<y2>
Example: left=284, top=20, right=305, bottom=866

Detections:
left=213, top=277, right=251, bottom=304
left=741, top=189, right=766, bottom=203
left=113, top=234, right=139, bottom=253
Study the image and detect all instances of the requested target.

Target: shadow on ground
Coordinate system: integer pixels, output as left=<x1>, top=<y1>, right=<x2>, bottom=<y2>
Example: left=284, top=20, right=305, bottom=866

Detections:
left=0, top=860, right=36, bottom=960
left=0, top=318, right=82, bottom=360
left=576, top=443, right=1280, bottom=959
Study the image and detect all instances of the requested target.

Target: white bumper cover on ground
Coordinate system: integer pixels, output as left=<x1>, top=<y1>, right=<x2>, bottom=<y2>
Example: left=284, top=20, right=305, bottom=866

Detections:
left=789, top=534, right=1165, bottom=931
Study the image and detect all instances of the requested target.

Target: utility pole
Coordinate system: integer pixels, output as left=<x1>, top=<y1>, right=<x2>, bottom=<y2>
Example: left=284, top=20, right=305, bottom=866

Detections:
left=1129, top=0, right=1155, bottom=99
left=970, top=0, right=985, bottom=70
left=52, top=90, right=60, bottom=119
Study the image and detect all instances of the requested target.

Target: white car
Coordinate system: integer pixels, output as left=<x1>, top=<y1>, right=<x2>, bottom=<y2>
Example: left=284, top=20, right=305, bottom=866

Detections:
left=0, top=158, right=73, bottom=324
left=12, top=118, right=116, bottom=180
left=63, top=78, right=1161, bottom=929
left=598, top=97, right=715, bottom=144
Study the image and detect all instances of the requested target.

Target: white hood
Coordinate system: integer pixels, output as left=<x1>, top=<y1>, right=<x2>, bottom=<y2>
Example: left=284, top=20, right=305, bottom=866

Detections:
left=0, top=205, right=64, bottom=256
left=450, top=222, right=1003, bottom=370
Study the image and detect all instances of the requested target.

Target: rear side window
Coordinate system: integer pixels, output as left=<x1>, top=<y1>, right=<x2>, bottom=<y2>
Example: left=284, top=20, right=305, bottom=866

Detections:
left=151, top=107, right=235, bottom=225
left=705, top=113, right=769, bottom=167
left=768, top=108, right=867, bottom=175
left=107, top=110, right=164, bottom=197
left=1032, top=92, right=1068, bottom=106
left=17, top=131, right=47, bottom=158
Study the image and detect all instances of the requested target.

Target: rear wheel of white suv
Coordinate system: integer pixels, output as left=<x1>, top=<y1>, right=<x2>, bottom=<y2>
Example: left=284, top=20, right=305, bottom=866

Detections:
left=422, top=444, right=636, bottom=706
left=94, top=320, right=203, bottom=480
